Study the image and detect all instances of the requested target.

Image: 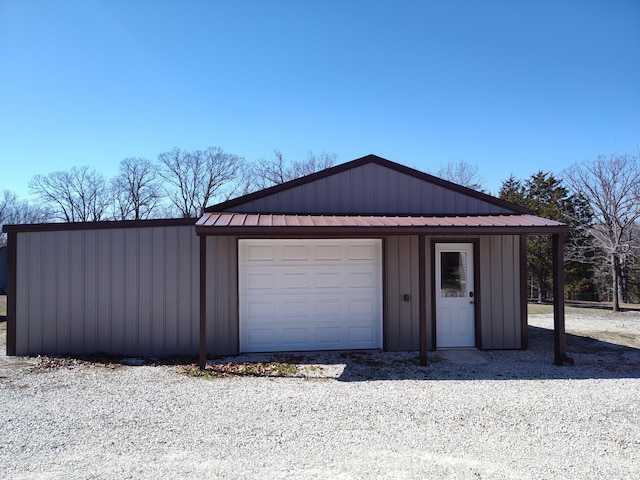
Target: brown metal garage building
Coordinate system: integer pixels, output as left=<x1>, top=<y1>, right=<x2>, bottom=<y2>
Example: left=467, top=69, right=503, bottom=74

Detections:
left=3, top=155, right=573, bottom=366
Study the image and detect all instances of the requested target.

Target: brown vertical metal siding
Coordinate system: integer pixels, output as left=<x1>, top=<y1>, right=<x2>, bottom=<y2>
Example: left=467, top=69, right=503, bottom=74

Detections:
left=205, top=235, right=238, bottom=355
left=478, top=235, right=522, bottom=349
left=230, top=163, right=511, bottom=215
left=384, top=235, right=420, bottom=351
left=14, top=226, right=200, bottom=356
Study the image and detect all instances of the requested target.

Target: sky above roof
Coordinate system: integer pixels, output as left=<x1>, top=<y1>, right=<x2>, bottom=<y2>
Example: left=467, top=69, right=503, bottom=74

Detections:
left=1, top=0, right=638, bottom=199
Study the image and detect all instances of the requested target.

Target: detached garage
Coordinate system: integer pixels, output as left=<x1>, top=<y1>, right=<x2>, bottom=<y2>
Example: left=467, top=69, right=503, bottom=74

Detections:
left=3, top=155, right=573, bottom=367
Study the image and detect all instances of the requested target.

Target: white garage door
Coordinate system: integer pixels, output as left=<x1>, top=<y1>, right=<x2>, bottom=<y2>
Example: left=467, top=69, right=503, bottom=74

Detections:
left=239, top=239, right=383, bottom=353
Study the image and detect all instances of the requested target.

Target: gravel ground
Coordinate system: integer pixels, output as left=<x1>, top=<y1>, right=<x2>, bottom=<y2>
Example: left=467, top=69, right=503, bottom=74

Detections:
left=0, top=312, right=639, bottom=480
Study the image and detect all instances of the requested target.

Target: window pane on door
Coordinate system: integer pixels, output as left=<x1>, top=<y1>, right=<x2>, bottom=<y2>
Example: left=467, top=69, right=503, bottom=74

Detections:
left=440, top=252, right=467, bottom=297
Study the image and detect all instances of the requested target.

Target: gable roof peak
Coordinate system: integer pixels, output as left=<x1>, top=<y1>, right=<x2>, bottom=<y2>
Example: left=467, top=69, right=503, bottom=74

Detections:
left=206, top=154, right=531, bottom=215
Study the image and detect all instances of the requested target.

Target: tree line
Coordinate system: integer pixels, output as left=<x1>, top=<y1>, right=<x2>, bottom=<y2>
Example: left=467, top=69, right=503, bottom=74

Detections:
left=1, top=150, right=638, bottom=309
left=500, top=153, right=640, bottom=310
left=0, top=148, right=336, bottom=229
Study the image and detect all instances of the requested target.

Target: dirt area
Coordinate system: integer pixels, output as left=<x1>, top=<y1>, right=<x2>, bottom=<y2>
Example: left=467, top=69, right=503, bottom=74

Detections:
left=528, top=307, right=640, bottom=349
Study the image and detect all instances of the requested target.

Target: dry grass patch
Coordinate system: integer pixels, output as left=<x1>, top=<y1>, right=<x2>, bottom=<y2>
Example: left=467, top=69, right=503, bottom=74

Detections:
left=0, top=294, right=6, bottom=317
left=187, top=361, right=299, bottom=379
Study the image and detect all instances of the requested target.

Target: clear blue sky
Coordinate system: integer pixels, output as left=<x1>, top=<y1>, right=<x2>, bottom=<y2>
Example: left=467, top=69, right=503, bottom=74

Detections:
left=1, top=0, right=638, bottom=199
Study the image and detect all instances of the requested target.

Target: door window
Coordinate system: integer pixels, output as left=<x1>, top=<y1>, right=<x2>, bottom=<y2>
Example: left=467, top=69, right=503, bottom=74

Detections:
left=440, top=251, right=467, bottom=298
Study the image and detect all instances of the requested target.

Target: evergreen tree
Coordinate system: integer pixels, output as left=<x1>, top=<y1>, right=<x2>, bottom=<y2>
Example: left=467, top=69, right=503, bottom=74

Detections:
left=500, top=172, right=596, bottom=303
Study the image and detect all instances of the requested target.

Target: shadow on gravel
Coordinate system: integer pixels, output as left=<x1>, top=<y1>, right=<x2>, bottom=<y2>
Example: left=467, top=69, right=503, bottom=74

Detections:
left=319, top=335, right=640, bottom=382
left=14, top=325, right=639, bottom=382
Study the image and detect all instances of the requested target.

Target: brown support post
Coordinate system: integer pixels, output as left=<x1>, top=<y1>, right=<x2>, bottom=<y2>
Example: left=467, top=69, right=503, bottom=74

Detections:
left=419, top=235, right=427, bottom=366
left=199, top=235, right=207, bottom=370
left=552, top=233, right=574, bottom=366
left=6, top=232, right=17, bottom=356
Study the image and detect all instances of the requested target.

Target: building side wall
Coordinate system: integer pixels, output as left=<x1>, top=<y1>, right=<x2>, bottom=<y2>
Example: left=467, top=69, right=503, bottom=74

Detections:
left=231, top=164, right=512, bottom=215
left=205, top=235, right=239, bottom=355
left=478, top=235, right=522, bottom=349
left=14, top=226, right=199, bottom=356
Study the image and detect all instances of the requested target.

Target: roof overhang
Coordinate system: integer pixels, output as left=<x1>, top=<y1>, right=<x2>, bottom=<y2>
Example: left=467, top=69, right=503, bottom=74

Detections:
left=196, top=212, right=569, bottom=236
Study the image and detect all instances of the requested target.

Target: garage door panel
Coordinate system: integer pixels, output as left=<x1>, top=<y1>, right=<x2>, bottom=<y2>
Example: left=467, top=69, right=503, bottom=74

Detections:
left=246, top=244, right=275, bottom=261
left=281, top=244, right=308, bottom=260
left=348, top=297, right=376, bottom=316
left=239, top=239, right=382, bottom=353
left=348, top=271, right=376, bottom=288
left=315, top=245, right=342, bottom=261
left=348, top=244, right=377, bottom=261
left=246, top=272, right=275, bottom=290
left=281, top=327, right=309, bottom=345
left=314, top=298, right=344, bottom=317
left=282, top=272, right=308, bottom=289
left=243, top=322, right=379, bottom=351
left=282, top=299, right=309, bottom=317
left=246, top=300, right=276, bottom=319
left=247, top=328, right=275, bottom=348
left=349, top=325, right=376, bottom=343
left=315, top=326, right=342, bottom=344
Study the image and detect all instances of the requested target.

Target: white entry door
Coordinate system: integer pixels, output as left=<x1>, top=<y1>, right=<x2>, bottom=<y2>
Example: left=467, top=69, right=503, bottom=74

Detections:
left=435, top=243, right=476, bottom=348
left=239, top=239, right=383, bottom=353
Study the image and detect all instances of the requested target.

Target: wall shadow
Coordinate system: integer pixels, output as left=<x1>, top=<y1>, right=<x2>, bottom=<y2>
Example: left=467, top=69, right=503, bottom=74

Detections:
left=330, top=326, right=639, bottom=382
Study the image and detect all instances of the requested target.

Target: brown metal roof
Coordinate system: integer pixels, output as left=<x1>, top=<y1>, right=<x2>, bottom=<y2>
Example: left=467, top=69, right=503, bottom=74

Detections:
left=196, top=212, right=569, bottom=236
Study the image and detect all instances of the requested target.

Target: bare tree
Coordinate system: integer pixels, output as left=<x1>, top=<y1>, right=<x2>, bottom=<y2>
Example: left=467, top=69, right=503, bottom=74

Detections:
left=434, top=160, right=486, bottom=192
left=563, top=153, right=640, bottom=311
left=157, top=147, right=244, bottom=217
left=0, top=190, right=50, bottom=246
left=251, top=150, right=337, bottom=190
left=29, top=166, right=111, bottom=222
left=111, top=157, right=163, bottom=220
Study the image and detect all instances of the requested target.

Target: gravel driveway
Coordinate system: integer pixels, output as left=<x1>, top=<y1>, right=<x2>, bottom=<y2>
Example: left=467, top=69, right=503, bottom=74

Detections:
left=1, top=312, right=639, bottom=479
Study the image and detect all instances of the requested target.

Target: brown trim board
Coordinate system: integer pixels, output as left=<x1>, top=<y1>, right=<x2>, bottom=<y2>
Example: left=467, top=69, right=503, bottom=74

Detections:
left=199, top=235, right=207, bottom=369
left=3, top=217, right=196, bottom=234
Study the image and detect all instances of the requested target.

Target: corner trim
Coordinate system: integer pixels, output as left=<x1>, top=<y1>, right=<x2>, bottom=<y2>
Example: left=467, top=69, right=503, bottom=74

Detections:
left=520, top=235, right=528, bottom=349
left=6, top=232, right=17, bottom=356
